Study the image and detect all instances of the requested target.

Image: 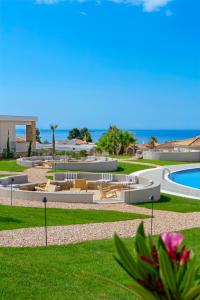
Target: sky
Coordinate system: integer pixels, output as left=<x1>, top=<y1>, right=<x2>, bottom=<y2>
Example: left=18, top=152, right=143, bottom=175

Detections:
left=0, top=0, right=200, bottom=129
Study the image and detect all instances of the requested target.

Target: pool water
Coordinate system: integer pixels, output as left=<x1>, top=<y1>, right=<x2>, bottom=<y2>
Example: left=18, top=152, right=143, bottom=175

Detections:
left=169, top=168, right=200, bottom=190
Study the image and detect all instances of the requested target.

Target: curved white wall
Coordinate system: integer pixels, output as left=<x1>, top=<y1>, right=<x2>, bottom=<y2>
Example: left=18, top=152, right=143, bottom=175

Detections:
left=17, top=156, right=118, bottom=172
left=143, top=151, right=200, bottom=162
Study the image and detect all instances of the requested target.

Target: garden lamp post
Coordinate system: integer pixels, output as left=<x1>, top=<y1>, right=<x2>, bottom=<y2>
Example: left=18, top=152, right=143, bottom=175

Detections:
left=149, top=195, right=154, bottom=235
left=43, top=197, right=48, bottom=247
left=10, top=177, right=14, bottom=206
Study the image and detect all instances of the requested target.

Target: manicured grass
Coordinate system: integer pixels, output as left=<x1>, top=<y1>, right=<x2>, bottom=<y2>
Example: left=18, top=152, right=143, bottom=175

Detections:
left=0, top=228, right=200, bottom=300
left=0, top=160, right=27, bottom=172
left=137, top=159, right=195, bottom=166
left=0, top=174, right=14, bottom=178
left=137, top=193, right=200, bottom=213
left=0, top=205, right=148, bottom=231
left=108, top=154, right=132, bottom=159
left=49, top=162, right=153, bottom=175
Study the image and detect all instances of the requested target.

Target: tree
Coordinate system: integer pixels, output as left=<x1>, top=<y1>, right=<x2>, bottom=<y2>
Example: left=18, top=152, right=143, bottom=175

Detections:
left=36, top=128, right=41, bottom=143
left=80, top=128, right=92, bottom=143
left=97, top=125, right=136, bottom=155
left=28, top=141, right=32, bottom=157
left=6, top=130, right=11, bottom=159
left=149, top=136, right=158, bottom=149
left=118, top=130, right=137, bottom=155
left=68, top=128, right=80, bottom=140
left=50, top=124, right=58, bottom=155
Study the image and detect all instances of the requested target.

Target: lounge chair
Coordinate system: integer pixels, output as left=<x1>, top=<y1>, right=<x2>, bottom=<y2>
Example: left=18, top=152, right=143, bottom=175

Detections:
left=73, top=179, right=88, bottom=191
left=35, top=180, right=59, bottom=192
left=98, top=185, right=117, bottom=200
left=42, top=161, right=53, bottom=168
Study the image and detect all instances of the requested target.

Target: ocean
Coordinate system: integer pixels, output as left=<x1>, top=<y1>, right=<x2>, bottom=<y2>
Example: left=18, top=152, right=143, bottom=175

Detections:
left=16, top=129, right=200, bottom=144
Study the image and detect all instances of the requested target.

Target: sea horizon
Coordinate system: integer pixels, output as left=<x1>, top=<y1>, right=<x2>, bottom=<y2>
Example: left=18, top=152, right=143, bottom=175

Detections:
left=16, top=128, right=200, bottom=144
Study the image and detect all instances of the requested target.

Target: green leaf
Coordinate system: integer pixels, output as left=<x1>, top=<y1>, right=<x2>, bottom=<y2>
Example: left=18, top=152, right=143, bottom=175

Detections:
left=184, top=286, right=200, bottom=300
left=114, top=233, right=140, bottom=279
left=159, top=248, right=176, bottom=297
left=135, top=234, right=151, bottom=257
left=137, top=222, right=146, bottom=238
left=181, top=256, right=197, bottom=296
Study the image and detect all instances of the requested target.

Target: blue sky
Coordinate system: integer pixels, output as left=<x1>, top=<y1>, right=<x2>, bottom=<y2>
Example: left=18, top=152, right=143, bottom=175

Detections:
left=0, top=0, right=200, bottom=129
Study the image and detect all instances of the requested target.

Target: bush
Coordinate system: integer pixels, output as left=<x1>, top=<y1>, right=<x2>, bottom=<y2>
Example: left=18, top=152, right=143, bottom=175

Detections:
left=114, top=222, right=200, bottom=299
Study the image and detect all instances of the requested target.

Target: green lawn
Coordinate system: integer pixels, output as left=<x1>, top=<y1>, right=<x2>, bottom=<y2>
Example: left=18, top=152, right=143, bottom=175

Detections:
left=0, top=159, right=27, bottom=172
left=50, top=162, right=153, bottom=175
left=0, top=228, right=200, bottom=300
left=108, top=154, right=132, bottom=160
left=137, top=193, right=200, bottom=213
left=136, top=159, right=195, bottom=166
left=0, top=205, right=148, bottom=231
left=0, top=174, right=14, bottom=178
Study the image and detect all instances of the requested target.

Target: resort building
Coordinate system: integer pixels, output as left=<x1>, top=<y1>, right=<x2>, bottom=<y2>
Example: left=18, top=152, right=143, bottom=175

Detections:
left=0, top=115, right=38, bottom=156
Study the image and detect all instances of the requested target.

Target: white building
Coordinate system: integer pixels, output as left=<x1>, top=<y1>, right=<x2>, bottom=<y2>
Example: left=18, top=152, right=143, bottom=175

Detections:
left=0, top=115, right=38, bottom=155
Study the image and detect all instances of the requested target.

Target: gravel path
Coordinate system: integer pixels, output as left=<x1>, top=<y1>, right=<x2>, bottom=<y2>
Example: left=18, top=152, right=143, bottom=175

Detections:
left=0, top=210, right=200, bottom=247
left=24, top=167, right=50, bottom=183
left=0, top=196, right=200, bottom=247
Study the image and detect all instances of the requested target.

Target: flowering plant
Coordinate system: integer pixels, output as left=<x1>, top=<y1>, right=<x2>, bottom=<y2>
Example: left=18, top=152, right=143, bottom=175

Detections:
left=114, top=222, right=200, bottom=299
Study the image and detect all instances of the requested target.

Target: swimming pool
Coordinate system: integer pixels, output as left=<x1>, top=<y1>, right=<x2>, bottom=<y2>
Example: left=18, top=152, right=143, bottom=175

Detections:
left=169, top=168, right=200, bottom=190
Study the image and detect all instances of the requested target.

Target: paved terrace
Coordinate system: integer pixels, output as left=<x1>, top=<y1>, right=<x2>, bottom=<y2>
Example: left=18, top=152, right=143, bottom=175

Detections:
left=135, top=163, right=200, bottom=199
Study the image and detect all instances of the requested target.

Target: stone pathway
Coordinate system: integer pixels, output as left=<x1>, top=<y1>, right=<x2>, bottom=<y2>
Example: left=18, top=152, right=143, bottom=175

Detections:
left=0, top=197, right=200, bottom=247
left=24, top=167, right=50, bottom=184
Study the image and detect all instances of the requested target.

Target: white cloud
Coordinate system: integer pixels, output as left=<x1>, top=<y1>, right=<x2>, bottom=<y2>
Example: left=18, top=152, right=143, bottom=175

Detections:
left=36, top=0, right=173, bottom=13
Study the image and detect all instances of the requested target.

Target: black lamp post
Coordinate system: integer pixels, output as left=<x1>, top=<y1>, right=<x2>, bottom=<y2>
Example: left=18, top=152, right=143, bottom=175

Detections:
left=10, top=177, right=14, bottom=206
left=43, top=197, right=48, bottom=247
left=149, top=195, right=154, bottom=235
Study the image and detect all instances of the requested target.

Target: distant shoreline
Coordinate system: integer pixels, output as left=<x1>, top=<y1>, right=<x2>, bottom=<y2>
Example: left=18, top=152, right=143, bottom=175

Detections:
left=16, top=129, right=200, bottom=144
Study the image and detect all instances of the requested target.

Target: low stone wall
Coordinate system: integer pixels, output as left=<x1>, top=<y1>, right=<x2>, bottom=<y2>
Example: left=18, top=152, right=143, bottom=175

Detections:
left=122, top=184, right=161, bottom=204
left=143, top=150, right=200, bottom=162
left=17, top=156, right=118, bottom=172
left=0, top=173, right=160, bottom=204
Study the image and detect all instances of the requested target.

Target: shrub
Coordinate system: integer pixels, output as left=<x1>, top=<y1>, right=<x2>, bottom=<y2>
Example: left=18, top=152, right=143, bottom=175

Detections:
left=114, top=222, right=200, bottom=299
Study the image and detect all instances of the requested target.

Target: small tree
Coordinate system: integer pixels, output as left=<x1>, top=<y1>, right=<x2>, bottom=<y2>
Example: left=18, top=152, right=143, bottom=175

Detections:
left=149, top=136, right=158, bottom=149
left=68, top=128, right=80, bottom=140
left=36, top=128, right=42, bottom=143
left=97, top=125, right=136, bottom=155
left=6, top=130, right=11, bottom=159
left=50, top=124, right=58, bottom=155
left=80, top=128, right=92, bottom=143
left=28, top=140, right=32, bottom=157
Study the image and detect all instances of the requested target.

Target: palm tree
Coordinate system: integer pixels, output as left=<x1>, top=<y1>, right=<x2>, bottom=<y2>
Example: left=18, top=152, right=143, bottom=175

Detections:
left=149, top=136, right=158, bottom=149
left=50, top=124, right=58, bottom=155
left=119, top=130, right=137, bottom=155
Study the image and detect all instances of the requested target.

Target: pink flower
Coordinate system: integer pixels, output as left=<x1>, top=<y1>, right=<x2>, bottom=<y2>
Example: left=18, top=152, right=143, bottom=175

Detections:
left=161, top=233, right=184, bottom=259
left=180, top=250, right=191, bottom=264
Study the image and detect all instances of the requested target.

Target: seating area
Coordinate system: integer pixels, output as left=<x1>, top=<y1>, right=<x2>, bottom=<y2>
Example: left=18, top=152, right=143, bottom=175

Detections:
left=0, top=172, right=160, bottom=204
left=16, top=156, right=118, bottom=172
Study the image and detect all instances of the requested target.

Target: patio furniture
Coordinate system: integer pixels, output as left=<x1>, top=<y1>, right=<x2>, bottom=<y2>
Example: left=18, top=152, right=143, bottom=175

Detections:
left=70, top=188, right=81, bottom=192
left=73, top=179, right=88, bottom=191
left=100, top=173, right=113, bottom=182
left=64, top=172, right=78, bottom=182
left=42, top=161, right=53, bottom=168
left=98, top=185, right=118, bottom=199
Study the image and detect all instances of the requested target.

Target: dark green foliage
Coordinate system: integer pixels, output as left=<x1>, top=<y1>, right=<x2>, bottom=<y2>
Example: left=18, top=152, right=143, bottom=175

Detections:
left=68, top=127, right=92, bottom=142
left=97, top=125, right=137, bottom=155
left=27, top=141, right=32, bottom=157
left=36, top=128, right=41, bottom=143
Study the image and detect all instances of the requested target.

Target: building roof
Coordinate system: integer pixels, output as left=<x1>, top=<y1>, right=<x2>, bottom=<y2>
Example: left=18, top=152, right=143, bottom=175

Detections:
left=156, top=136, right=200, bottom=149
left=0, top=115, right=38, bottom=122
